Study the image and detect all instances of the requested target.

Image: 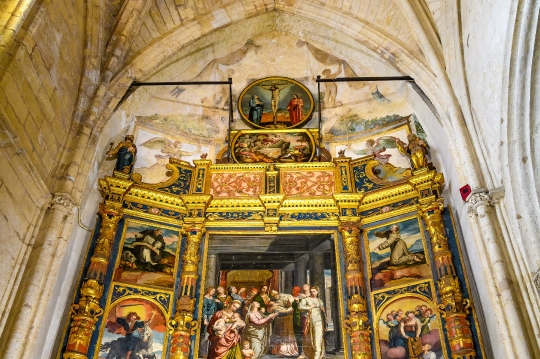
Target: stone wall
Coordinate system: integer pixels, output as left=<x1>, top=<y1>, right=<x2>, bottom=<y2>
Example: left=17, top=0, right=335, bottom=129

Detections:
left=0, top=0, right=86, bottom=357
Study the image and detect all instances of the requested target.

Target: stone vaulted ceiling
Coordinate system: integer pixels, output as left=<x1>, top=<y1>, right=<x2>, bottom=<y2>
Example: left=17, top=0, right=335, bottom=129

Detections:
left=124, top=0, right=428, bottom=66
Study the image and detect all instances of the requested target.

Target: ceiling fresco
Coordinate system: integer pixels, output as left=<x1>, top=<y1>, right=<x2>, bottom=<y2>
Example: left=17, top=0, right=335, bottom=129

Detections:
left=116, top=30, right=428, bottom=183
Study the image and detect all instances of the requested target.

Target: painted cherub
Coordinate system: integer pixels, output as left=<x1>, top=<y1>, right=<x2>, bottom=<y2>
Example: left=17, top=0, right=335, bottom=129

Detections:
left=241, top=341, right=254, bottom=359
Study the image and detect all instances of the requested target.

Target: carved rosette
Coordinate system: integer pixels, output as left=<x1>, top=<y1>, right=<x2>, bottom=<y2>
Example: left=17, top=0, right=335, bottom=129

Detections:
left=338, top=223, right=371, bottom=359
left=63, top=204, right=122, bottom=359
left=419, top=199, right=476, bottom=359
left=169, top=224, right=205, bottom=359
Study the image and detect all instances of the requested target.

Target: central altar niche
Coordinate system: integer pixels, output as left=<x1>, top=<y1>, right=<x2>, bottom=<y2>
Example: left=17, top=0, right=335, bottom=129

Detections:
left=196, top=232, right=347, bottom=359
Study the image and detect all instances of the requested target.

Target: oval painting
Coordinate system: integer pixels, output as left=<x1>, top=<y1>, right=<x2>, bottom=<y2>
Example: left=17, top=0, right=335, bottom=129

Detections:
left=238, top=77, right=314, bottom=129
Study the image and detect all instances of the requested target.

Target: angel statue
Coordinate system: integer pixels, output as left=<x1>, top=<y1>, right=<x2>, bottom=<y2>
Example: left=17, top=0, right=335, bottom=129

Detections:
left=396, top=133, right=429, bottom=170
left=107, top=135, right=137, bottom=174
left=140, top=137, right=201, bottom=161
left=346, top=136, right=410, bottom=181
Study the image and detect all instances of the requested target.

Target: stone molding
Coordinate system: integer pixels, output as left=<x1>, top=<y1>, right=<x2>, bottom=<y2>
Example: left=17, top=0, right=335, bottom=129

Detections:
left=467, top=187, right=505, bottom=216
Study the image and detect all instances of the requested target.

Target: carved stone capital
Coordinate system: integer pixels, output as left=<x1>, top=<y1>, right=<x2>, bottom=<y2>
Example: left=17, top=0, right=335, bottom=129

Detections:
left=49, top=192, right=76, bottom=212
left=467, top=187, right=504, bottom=217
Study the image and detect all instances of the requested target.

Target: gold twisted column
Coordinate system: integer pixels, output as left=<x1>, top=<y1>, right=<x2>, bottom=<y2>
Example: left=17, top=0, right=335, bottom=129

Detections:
left=339, top=223, right=371, bottom=359
left=169, top=223, right=205, bottom=359
left=63, top=203, right=123, bottom=359
left=419, top=199, right=476, bottom=359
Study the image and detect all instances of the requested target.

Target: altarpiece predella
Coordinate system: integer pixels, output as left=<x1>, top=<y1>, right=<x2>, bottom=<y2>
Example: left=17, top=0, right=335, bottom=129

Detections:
left=59, top=77, right=486, bottom=359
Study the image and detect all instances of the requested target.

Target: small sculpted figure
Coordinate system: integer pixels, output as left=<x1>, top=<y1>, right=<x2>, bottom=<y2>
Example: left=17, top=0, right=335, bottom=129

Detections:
left=396, top=133, right=429, bottom=170
left=108, top=135, right=137, bottom=174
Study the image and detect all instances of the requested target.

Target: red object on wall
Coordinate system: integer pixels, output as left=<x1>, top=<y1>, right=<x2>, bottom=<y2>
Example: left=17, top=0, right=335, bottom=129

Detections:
left=459, top=184, right=472, bottom=201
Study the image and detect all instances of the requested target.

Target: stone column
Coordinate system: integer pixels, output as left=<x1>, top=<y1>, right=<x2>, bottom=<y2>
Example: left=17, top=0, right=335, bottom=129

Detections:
left=205, top=254, right=218, bottom=288
left=63, top=202, right=122, bottom=359
left=419, top=199, right=476, bottom=359
left=467, top=190, right=532, bottom=359
left=2, top=193, right=75, bottom=358
left=169, top=223, right=205, bottom=359
left=294, top=256, right=308, bottom=287
left=330, top=242, right=343, bottom=353
left=339, top=223, right=371, bottom=359
left=283, top=264, right=294, bottom=294
left=309, top=252, right=326, bottom=304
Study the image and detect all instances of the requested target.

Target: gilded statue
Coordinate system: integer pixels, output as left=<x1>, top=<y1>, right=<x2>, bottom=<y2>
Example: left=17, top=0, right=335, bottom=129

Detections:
left=396, top=133, right=429, bottom=170
left=108, top=135, right=137, bottom=174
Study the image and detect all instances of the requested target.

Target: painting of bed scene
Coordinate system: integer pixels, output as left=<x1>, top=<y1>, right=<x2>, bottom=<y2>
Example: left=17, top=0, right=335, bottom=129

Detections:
left=232, top=131, right=314, bottom=163
left=367, top=217, right=431, bottom=291
left=98, top=298, right=166, bottom=359
left=377, top=296, right=445, bottom=359
left=114, top=221, right=180, bottom=289
left=238, top=77, right=314, bottom=129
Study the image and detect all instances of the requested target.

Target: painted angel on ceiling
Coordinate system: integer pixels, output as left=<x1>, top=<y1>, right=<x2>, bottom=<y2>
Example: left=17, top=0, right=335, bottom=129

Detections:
left=140, top=137, right=201, bottom=160
left=346, top=136, right=411, bottom=182
left=347, top=136, right=398, bottom=164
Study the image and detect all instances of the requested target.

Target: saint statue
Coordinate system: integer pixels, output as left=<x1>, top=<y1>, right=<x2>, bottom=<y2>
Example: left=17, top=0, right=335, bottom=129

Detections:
left=108, top=135, right=137, bottom=174
left=396, top=133, right=429, bottom=170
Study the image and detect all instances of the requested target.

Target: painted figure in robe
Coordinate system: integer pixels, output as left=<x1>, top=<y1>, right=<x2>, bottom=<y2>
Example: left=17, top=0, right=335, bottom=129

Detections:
left=243, top=301, right=279, bottom=359
left=208, top=301, right=246, bottom=359
left=268, top=290, right=299, bottom=356
left=131, top=228, right=165, bottom=268
left=249, top=95, right=264, bottom=125
left=298, top=286, right=326, bottom=359
left=287, top=94, right=304, bottom=125
left=376, top=225, right=422, bottom=266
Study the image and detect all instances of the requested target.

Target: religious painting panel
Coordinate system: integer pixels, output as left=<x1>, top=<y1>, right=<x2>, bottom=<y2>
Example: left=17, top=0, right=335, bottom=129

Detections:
left=196, top=232, right=348, bottom=359
left=364, top=216, right=432, bottom=292
left=373, top=287, right=448, bottom=359
left=230, top=129, right=317, bottom=164
left=113, top=219, right=181, bottom=289
left=238, top=77, right=314, bottom=129
left=96, top=294, right=169, bottom=359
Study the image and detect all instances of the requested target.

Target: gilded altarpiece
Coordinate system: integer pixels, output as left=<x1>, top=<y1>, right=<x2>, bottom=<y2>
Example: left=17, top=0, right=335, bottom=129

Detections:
left=58, top=154, right=486, bottom=359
